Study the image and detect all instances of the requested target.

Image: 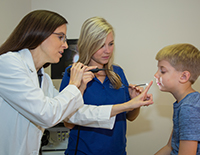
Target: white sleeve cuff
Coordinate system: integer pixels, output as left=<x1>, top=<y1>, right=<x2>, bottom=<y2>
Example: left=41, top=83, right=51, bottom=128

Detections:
left=66, top=104, right=116, bottom=129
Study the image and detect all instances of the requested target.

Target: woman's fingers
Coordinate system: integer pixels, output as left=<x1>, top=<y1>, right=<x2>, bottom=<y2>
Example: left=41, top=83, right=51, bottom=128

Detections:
left=85, top=66, right=98, bottom=72
left=128, top=81, right=152, bottom=99
left=134, top=81, right=153, bottom=107
left=69, top=62, right=86, bottom=87
left=143, top=80, right=153, bottom=94
left=143, top=94, right=153, bottom=106
left=69, top=64, right=98, bottom=88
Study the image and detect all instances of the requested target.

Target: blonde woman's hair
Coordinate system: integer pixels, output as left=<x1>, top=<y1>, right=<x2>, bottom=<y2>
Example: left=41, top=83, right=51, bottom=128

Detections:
left=155, top=43, right=200, bottom=84
left=77, top=17, right=122, bottom=89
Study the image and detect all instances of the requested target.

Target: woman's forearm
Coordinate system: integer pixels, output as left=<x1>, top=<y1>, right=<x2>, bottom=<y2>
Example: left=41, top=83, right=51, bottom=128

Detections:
left=110, top=84, right=154, bottom=117
left=126, top=108, right=140, bottom=121
left=110, top=101, right=133, bottom=117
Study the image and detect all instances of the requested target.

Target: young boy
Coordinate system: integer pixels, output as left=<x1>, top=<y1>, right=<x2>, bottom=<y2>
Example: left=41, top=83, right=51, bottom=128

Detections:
left=154, top=43, right=200, bottom=155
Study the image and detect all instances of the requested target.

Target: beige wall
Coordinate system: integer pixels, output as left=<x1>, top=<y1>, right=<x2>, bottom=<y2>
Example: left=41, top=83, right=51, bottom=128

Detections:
left=1, top=1, right=200, bottom=154
left=0, top=0, right=31, bottom=44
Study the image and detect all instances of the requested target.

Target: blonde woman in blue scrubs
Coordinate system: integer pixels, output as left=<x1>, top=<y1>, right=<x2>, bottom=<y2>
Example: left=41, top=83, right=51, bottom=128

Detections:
left=60, top=17, right=153, bottom=155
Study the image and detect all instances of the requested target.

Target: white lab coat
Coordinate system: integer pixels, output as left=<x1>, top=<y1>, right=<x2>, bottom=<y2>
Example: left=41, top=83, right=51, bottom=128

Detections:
left=0, top=49, right=115, bottom=155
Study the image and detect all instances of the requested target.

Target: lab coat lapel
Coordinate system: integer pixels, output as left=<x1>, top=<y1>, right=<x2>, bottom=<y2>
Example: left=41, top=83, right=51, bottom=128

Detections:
left=19, top=49, right=40, bottom=88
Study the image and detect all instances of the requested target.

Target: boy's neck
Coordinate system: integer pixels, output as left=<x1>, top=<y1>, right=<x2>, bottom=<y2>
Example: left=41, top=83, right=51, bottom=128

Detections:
left=172, top=84, right=195, bottom=103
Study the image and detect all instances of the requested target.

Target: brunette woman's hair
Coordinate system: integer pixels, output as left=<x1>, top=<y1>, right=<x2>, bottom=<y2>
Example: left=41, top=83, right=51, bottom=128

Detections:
left=0, top=10, right=68, bottom=67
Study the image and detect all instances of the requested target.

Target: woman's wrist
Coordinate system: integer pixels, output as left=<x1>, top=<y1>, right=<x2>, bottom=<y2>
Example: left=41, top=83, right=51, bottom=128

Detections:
left=111, top=102, right=133, bottom=117
left=68, top=80, right=80, bottom=88
left=78, top=84, right=87, bottom=95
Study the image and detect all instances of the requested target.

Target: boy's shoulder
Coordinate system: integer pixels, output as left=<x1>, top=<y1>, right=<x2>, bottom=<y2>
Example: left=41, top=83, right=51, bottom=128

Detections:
left=182, top=92, right=200, bottom=106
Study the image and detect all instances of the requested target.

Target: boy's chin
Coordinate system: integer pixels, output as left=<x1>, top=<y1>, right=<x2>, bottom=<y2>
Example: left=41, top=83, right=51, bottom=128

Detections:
left=159, top=88, right=169, bottom=92
left=158, top=86, right=168, bottom=92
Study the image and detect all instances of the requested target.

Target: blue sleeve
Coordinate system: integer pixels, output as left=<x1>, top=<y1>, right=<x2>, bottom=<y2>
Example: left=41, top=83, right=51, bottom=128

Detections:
left=59, top=66, right=71, bottom=92
left=179, top=97, right=200, bottom=141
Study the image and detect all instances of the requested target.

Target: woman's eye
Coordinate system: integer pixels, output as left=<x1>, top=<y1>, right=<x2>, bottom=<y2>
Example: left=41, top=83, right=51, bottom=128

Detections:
left=58, top=36, right=64, bottom=40
left=109, top=42, right=114, bottom=46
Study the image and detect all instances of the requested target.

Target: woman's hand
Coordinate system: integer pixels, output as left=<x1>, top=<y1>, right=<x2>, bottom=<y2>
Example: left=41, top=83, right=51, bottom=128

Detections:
left=79, top=66, right=97, bottom=95
left=127, top=81, right=153, bottom=110
left=128, top=84, right=144, bottom=99
left=64, top=121, right=75, bottom=129
left=68, top=62, right=86, bottom=88
left=110, top=81, right=153, bottom=117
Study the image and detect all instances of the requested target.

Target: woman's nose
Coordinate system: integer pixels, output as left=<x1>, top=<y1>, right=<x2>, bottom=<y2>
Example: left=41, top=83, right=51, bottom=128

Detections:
left=63, top=41, right=68, bottom=49
left=104, top=46, right=111, bottom=53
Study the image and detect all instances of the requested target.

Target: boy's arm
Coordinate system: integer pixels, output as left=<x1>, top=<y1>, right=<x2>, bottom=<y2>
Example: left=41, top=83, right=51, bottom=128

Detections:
left=178, top=140, right=197, bottom=155
left=154, top=131, right=172, bottom=155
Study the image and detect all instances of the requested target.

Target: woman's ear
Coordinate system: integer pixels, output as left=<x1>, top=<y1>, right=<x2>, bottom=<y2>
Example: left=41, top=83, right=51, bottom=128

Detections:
left=179, top=71, right=191, bottom=83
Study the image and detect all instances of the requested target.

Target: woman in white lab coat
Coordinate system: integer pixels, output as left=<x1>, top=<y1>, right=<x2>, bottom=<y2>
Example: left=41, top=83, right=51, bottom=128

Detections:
left=0, top=10, right=90, bottom=155
left=0, top=10, right=153, bottom=155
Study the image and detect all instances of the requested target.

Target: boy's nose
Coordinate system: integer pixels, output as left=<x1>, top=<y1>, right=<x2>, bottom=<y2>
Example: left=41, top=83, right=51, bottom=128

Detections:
left=154, top=71, right=159, bottom=79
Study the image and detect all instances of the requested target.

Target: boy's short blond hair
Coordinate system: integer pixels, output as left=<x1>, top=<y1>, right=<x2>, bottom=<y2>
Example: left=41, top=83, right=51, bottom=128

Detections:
left=155, top=43, right=200, bottom=84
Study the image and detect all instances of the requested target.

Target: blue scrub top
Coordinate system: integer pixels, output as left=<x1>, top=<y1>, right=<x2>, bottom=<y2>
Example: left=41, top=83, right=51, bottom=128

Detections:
left=60, top=65, right=130, bottom=155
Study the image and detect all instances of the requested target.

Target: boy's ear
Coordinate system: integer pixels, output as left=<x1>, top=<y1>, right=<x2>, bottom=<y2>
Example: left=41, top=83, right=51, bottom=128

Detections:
left=179, top=71, right=191, bottom=83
